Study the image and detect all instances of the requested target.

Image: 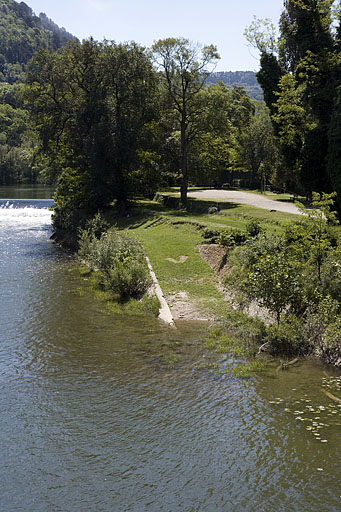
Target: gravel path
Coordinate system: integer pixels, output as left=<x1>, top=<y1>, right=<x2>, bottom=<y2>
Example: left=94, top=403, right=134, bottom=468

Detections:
left=187, top=189, right=303, bottom=215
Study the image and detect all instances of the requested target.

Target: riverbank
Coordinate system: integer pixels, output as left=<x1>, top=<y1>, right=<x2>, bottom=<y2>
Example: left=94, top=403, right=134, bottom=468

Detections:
left=2, top=188, right=341, bottom=512
left=53, top=192, right=341, bottom=369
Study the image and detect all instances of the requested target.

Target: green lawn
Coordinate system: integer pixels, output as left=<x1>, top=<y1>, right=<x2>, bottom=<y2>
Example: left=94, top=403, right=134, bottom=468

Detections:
left=109, top=196, right=300, bottom=234
left=135, top=221, right=226, bottom=318
left=103, top=195, right=302, bottom=319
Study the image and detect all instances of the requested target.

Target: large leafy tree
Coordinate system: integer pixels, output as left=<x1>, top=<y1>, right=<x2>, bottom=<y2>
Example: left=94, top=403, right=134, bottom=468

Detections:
left=240, top=105, right=279, bottom=190
left=25, top=39, right=157, bottom=229
left=187, top=83, right=239, bottom=187
left=152, top=37, right=219, bottom=206
left=247, top=0, right=341, bottom=202
left=151, top=81, right=255, bottom=190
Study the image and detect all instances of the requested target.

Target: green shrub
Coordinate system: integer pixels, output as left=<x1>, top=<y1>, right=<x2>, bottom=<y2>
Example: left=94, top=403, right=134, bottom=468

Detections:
left=246, top=219, right=263, bottom=238
left=102, top=258, right=151, bottom=301
left=201, top=227, right=221, bottom=244
left=266, top=316, right=308, bottom=356
left=218, top=228, right=247, bottom=247
left=78, top=226, right=151, bottom=301
left=84, top=212, right=110, bottom=239
left=222, top=308, right=266, bottom=349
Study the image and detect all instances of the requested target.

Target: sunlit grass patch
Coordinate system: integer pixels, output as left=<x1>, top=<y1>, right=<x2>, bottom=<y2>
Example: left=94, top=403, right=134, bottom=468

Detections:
left=134, top=221, right=227, bottom=318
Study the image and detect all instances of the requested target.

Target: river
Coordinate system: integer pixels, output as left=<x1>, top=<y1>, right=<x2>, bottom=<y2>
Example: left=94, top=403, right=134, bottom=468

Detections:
left=0, top=186, right=340, bottom=511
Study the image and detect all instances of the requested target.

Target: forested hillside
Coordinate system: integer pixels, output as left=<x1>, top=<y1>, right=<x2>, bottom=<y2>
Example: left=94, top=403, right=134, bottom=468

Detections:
left=207, top=71, right=263, bottom=101
left=0, top=0, right=76, bottom=184
left=0, top=0, right=76, bottom=83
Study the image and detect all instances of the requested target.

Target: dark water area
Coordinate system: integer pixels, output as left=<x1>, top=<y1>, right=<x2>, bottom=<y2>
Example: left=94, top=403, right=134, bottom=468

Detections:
left=0, top=184, right=55, bottom=199
left=0, top=187, right=340, bottom=511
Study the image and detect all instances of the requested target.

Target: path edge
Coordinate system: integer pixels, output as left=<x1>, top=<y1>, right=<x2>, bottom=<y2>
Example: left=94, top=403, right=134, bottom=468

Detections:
left=145, top=256, right=175, bottom=327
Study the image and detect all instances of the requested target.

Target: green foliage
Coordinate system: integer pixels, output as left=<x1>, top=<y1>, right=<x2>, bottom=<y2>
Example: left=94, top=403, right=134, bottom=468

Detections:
left=248, top=252, right=302, bottom=322
left=231, top=360, right=267, bottom=378
left=256, top=52, right=285, bottom=119
left=327, top=86, right=341, bottom=210
left=221, top=193, right=341, bottom=361
left=78, top=226, right=151, bottom=302
left=152, top=37, right=219, bottom=205
left=201, top=227, right=221, bottom=244
left=203, top=318, right=265, bottom=360
left=266, top=315, right=307, bottom=356
left=222, top=309, right=266, bottom=349
left=0, top=0, right=75, bottom=84
left=0, top=0, right=76, bottom=185
left=266, top=295, right=341, bottom=360
left=26, top=39, right=157, bottom=227
left=218, top=228, right=247, bottom=248
left=246, top=219, right=263, bottom=237
left=84, top=213, right=110, bottom=240
left=101, top=259, right=151, bottom=301
left=240, top=105, right=279, bottom=189
left=296, top=191, right=338, bottom=280
left=244, top=16, right=278, bottom=54
left=253, top=0, right=341, bottom=201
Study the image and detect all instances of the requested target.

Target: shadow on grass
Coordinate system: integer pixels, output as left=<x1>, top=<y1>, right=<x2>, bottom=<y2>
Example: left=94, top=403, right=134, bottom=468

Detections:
left=103, top=197, right=240, bottom=230
left=165, top=198, right=239, bottom=218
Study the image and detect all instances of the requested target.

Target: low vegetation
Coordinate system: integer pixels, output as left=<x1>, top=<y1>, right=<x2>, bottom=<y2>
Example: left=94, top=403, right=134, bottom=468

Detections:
left=101, top=191, right=341, bottom=368
left=222, top=193, right=341, bottom=366
left=77, top=215, right=154, bottom=315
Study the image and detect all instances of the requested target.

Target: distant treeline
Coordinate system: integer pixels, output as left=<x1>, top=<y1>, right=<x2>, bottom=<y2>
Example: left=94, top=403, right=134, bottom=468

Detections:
left=207, top=71, right=263, bottom=101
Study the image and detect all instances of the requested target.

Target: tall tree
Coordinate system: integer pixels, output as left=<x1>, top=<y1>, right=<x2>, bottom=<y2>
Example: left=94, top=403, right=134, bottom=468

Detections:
left=327, top=86, right=341, bottom=211
left=152, top=37, right=219, bottom=206
left=241, top=105, right=279, bottom=190
left=247, top=0, right=341, bottom=200
left=25, top=39, right=157, bottom=229
left=187, top=83, right=239, bottom=187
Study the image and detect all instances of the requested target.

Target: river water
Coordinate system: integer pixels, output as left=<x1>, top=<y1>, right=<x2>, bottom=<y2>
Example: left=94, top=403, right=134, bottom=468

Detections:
left=0, top=186, right=340, bottom=511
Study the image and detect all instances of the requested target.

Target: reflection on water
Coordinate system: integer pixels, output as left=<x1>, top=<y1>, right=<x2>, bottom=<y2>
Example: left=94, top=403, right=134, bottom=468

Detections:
left=0, top=184, right=54, bottom=199
left=0, top=188, right=340, bottom=511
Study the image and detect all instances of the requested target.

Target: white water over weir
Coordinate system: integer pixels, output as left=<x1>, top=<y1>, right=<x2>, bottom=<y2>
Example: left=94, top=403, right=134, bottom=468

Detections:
left=0, top=199, right=53, bottom=227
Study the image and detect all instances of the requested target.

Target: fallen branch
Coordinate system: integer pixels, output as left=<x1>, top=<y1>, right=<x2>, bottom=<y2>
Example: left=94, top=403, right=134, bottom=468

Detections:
left=322, top=389, right=341, bottom=404
left=276, top=357, right=299, bottom=373
left=258, top=341, right=270, bottom=354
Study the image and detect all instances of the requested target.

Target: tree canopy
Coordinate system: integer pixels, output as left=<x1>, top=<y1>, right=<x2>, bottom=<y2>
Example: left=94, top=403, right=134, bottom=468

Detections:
left=152, top=37, right=220, bottom=206
left=25, top=39, right=158, bottom=228
left=249, top=0, right=341, bottom=207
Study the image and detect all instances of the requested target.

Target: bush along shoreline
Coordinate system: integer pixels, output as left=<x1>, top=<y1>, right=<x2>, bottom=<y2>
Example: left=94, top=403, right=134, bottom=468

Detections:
left=51, top=192, right=341, bottom=369
left=214, top=193, right=341, bottom=368
left=76, top=214, right=159, bottom=317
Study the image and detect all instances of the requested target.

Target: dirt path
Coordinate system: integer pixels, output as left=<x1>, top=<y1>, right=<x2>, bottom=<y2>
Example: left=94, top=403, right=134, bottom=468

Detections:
left=187, top=190, right=303, bottom=216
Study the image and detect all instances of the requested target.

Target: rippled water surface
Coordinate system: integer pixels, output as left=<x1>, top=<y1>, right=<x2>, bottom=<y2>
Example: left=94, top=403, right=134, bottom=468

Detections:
left=0, top=188, right=340, bottom=511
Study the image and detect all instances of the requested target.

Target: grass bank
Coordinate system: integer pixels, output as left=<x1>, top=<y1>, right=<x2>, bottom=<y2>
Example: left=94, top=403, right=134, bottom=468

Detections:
left=104, top=194, right=301, bottom=322
left=74, top=193, right=341, bottom=372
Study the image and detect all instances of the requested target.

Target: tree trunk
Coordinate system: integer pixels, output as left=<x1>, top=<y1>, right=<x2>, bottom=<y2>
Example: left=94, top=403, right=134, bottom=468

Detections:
left=180, top=112, right=188, bottom=208
left=117, top=197, right=127, bottom=216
